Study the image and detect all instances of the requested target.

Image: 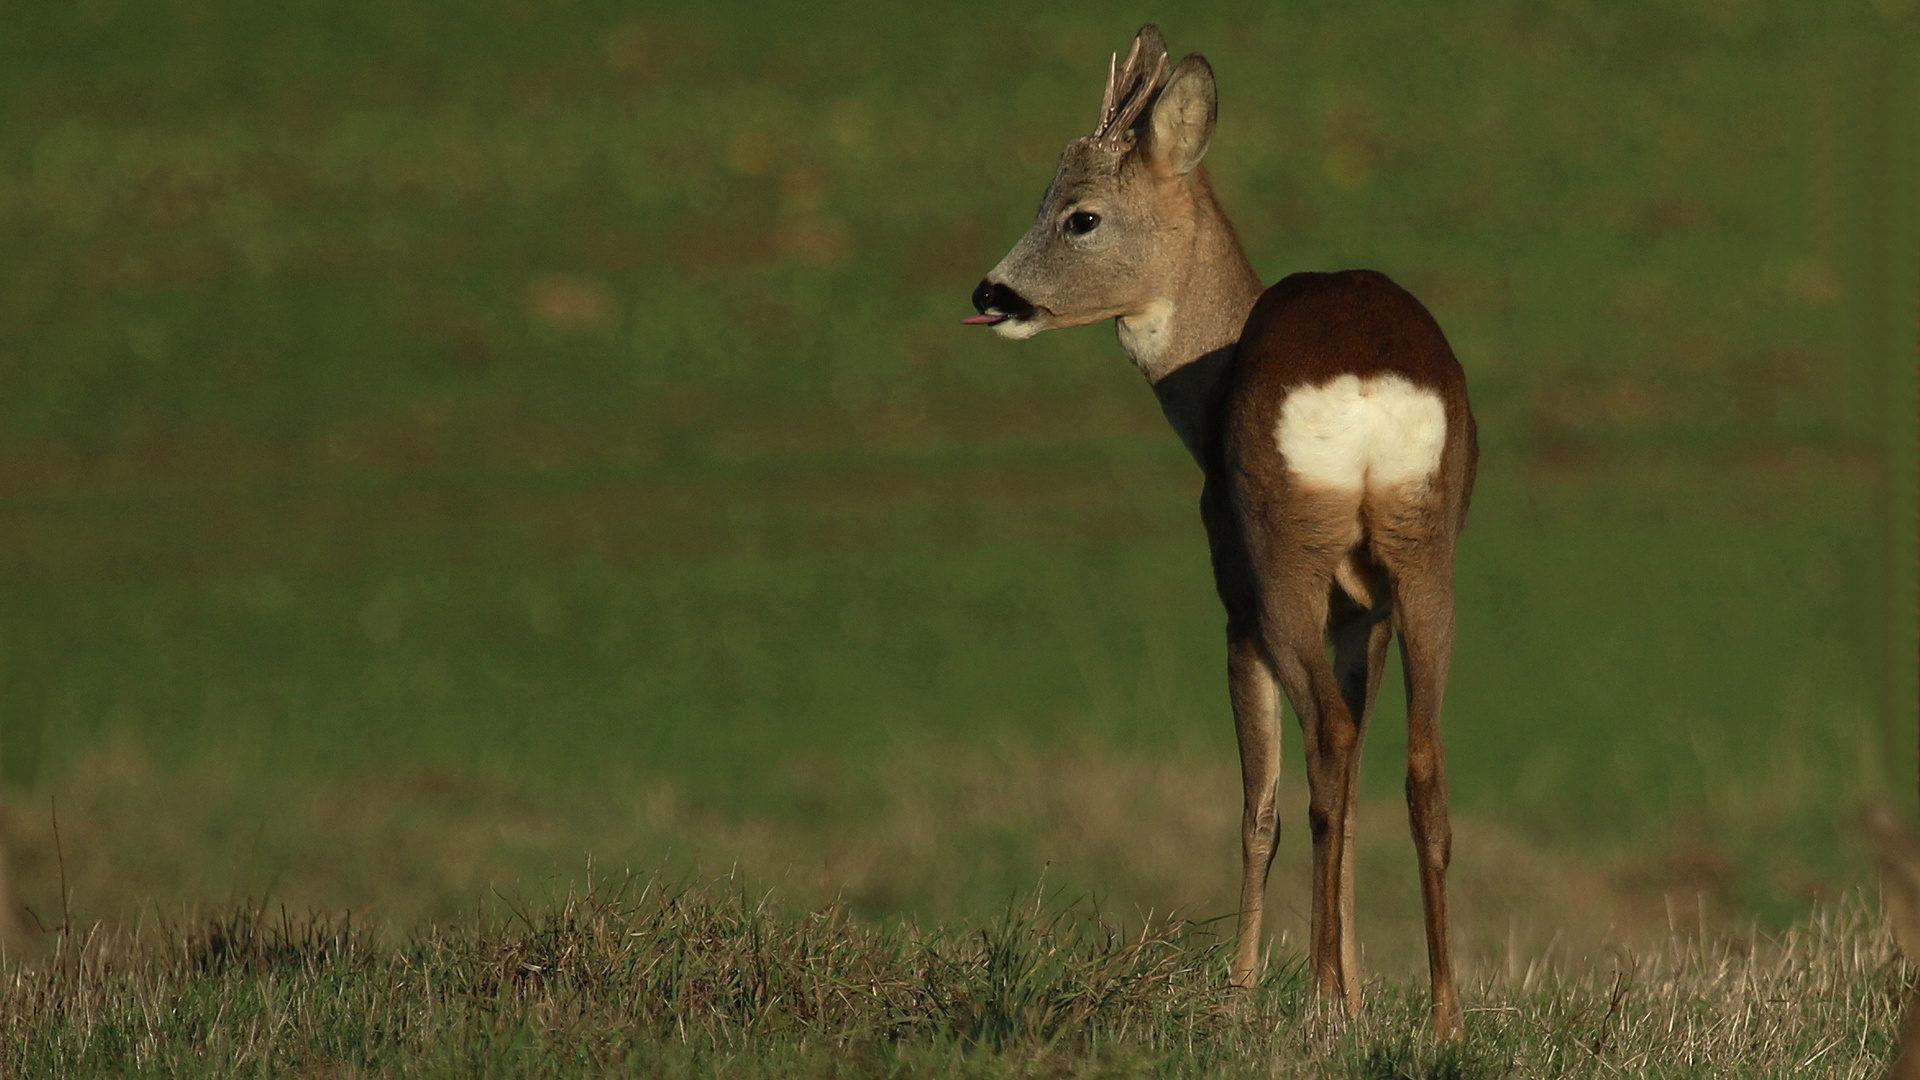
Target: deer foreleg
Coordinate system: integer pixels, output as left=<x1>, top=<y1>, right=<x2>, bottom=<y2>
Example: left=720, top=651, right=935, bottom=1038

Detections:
left=1228, top=633, right=1283, bottom=990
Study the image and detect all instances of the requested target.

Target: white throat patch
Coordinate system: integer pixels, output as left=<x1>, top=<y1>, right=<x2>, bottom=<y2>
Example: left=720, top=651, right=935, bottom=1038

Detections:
left=1117, top=299, right=1177, bottom=379
left=1274, top=374, right=1446, bottom=492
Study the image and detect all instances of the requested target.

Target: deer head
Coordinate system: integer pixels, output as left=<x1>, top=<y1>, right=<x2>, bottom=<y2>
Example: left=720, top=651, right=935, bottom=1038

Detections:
left=967, top=26, right=1232, bottom=351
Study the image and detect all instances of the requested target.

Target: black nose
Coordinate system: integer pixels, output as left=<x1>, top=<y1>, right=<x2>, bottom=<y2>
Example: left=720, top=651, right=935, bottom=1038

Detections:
left=972, top=279, right=1035, bottom=318
left=971, top=279, right=995, bottom=314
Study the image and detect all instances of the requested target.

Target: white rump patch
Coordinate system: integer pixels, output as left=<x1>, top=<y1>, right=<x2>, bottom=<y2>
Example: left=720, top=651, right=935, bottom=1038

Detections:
left=1274, top=374, right=1447, bottom=492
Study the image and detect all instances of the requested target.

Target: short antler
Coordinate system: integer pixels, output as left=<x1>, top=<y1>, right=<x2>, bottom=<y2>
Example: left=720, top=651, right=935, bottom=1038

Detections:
left=1094, top=25, right=1171, bottom=146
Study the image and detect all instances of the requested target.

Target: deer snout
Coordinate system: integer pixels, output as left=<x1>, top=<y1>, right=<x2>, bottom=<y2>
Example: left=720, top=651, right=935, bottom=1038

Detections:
left=963, top=279, right=1037, bottom=327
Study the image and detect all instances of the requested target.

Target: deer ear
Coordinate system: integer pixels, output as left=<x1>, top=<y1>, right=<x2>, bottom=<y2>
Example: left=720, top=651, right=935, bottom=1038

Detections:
left=1147, top=54, right=1216, bottom=176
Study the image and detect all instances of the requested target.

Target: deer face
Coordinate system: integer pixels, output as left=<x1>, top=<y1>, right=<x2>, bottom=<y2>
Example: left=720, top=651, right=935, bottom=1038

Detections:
left=970, top=140, right=1164, bottom=340
left=968, top=28, right=1218, bottom=342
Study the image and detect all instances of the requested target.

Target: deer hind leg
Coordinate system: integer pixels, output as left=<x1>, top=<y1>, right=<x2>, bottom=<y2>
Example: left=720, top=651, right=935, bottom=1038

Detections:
left=1371, top=519, right=1463, bottom=1038
left=1256, top=562, right=1359, bottom=1015
left=1327, top=566, right=1394, bottom=1010
left=1236, top=475, right=1363, bottom=1013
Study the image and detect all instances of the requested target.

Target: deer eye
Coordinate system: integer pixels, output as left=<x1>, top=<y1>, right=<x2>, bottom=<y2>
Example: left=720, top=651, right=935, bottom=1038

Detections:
left=1066, top=211, right=1101, bottom=235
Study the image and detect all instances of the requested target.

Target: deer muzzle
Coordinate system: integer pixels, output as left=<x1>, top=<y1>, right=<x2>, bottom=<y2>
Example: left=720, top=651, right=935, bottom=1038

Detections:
left=963, top=279, right=1037, bottom=327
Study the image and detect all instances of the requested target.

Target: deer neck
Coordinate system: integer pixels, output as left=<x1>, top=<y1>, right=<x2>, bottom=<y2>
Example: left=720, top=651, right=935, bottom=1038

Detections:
left=1117, top=178, right=1263, bottom=466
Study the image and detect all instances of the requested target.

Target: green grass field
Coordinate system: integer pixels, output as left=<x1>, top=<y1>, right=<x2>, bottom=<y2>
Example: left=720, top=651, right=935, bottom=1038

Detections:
left=1, top=1, right=1918, bottom=1073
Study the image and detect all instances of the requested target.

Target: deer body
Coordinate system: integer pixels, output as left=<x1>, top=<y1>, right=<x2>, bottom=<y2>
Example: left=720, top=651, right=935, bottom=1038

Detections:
left=968, top=27, right=1474, bottom=1035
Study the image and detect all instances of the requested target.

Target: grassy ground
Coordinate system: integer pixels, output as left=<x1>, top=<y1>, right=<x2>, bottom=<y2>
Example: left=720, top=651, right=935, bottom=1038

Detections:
left=15, top=738, right=1911, bottom=1076
left=3, top=0, right=1915, bottom=896
left=6, top=879, right=1912, bottom=1078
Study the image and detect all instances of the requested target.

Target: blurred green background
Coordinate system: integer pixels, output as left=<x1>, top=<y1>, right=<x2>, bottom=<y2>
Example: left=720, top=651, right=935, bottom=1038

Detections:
left=0, top=1, right=1915, bottom=934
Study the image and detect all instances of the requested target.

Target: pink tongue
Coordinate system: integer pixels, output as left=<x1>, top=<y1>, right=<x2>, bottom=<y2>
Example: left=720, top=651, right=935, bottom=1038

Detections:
left=960, top=314, right=1003, bottom=325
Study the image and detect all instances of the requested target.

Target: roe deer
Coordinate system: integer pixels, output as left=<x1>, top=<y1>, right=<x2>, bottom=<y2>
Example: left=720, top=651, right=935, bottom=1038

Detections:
left=965, top=25, right=1476, bottom=1035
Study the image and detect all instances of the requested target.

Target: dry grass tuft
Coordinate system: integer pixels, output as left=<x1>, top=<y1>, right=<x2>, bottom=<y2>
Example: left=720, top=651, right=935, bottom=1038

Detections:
left=5, top=878, right=1259, bottom=1077
left=0, top=877, right=1910, bottom=1078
